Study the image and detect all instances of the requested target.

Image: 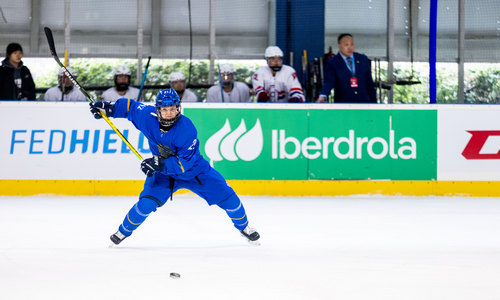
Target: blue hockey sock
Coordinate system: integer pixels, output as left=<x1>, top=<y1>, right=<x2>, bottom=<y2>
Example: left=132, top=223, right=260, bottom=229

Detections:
left=217, top=194, right=248, bottom=230
left=119, top=197, right=159, bottom=236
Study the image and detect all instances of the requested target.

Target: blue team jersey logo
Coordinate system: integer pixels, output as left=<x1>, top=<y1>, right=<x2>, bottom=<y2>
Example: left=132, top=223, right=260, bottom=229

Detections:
left=188, top=139, right=198, bottom=151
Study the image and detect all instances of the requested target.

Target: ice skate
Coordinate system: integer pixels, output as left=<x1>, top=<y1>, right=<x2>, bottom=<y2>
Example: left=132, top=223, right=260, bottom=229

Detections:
left=240, top=226, right=260, bottom=245
left=109, top=231, right=127, bottom=246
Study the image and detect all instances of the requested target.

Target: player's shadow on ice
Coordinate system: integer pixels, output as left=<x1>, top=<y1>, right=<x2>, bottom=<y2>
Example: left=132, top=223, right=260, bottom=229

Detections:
left=109, top=243, right=257, bottom=252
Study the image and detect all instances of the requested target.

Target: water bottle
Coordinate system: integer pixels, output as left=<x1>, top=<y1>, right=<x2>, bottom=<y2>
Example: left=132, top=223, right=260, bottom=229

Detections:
left=269, top=83, right=277, bottom=102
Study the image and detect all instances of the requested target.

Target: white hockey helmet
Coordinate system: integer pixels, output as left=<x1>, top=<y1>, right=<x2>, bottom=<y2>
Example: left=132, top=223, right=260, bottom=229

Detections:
left=219, top=64, right=235, bottom=74
left=264, top=46, right=284, bottom=59
left=168, top=72, right=186, bottom=83
left=113, top=65, right=131, bottom=76
left=58, top=66, right=76, bottom=77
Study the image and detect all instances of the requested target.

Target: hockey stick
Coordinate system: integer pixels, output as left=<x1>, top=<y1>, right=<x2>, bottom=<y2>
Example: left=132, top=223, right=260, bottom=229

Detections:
left=137, top=56, right=151, bottom=101
left=302, top=50, right=309, bottom=101
left=61, top=50, right=68, bottom=101
left=44, top=27, right=143, bottom=160
left=217, top=64, right=225, bottom=102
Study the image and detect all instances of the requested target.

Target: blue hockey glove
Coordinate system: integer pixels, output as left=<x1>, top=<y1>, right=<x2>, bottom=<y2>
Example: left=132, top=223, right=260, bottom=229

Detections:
left=141, top=156, right=165, bottom=177
left=89, top=101, right=114, bottom=119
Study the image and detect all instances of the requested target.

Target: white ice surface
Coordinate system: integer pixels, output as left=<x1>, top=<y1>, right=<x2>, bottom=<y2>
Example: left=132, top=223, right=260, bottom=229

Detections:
left=1, top=194, right=500, bottom=300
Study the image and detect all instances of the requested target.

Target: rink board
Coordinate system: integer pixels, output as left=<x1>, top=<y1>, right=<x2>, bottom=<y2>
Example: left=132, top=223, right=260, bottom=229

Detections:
left=2, top=102, right=500, bottom=196
left=2, top=179, right=500, bottom=197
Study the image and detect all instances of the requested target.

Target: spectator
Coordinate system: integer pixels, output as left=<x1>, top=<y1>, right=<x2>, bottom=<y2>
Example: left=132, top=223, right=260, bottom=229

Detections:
left=317, top=33, right=376, bottom=103
left=168, top=72, right=198, bottom=102
left=0, top=43, right=35, bottom=100
left=252, top=46, right=305, bottom=103
left=44, top=67, right=86, bottom=101
left=206, top=64, right=250, bottom=102
left=102, top=65, right=142, bottom=102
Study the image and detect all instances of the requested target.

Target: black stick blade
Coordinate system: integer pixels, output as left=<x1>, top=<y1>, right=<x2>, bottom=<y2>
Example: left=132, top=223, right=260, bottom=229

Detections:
left=43, top=26, right=93, bottom=102
left=44, top=27, right=58, bottom=58
left=44, top=27, right=64, bottom=69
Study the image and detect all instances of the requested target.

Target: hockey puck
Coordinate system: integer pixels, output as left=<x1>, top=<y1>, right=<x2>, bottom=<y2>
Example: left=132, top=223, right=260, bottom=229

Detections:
left=169, top=272, right=181, bottom=279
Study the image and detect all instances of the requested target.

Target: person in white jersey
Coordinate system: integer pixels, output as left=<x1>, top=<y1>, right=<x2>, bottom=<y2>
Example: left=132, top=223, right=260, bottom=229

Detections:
left=206, top=64, right=250, bottom=102
left=252, top=46, right=305, bottom=103
left=44, top=67, right=86, bottom=101
left=168, top=72, right=198, bottom=102
left=101, top=65, right=143, bottom=102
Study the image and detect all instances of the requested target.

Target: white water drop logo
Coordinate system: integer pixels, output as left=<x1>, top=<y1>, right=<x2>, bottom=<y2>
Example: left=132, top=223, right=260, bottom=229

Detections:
left=205, top=119, right=231, bottom=162
left=205, top=119, right=263, bottom=165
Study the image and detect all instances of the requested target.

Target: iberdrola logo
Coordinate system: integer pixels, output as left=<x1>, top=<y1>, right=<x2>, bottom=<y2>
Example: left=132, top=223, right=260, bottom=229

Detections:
left=205, top=119, right=263, bottom=165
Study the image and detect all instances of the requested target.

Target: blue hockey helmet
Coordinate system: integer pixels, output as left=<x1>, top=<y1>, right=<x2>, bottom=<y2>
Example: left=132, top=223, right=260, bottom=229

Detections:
left=155, top=88, right=181, bottom=130
left=156, top=88, right=180, bottom=107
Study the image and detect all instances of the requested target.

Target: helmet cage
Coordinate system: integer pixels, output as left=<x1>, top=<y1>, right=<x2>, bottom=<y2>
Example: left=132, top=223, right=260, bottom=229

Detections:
left=156, top=105, right=181, bottom=128
left=155, top=88, right=182, bottom=129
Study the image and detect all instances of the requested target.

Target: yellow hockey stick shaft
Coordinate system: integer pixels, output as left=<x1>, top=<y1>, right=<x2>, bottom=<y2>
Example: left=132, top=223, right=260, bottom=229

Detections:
left=100, top=113, right=143, bottom=160
left=44, top=27, right=143, bottom=161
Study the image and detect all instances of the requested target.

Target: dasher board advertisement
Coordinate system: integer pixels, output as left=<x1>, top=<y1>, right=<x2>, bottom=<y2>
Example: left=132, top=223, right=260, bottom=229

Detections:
left=1, top=102, right=437, bottom=181
left=438, top=106, right=500, bottom=180
left=184, top=107, right=437, bottom=180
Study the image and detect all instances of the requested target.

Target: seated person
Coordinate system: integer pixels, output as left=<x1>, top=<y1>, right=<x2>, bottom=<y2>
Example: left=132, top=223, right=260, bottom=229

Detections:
left=168, top=72, right=198, bottom=102
left=252, top=46, right=305, bottom=103
left=102, top=65, right=142, bottom=101
left=44, top=67, right=86, bottom=101
left=206, top=64, right=250, bottom=102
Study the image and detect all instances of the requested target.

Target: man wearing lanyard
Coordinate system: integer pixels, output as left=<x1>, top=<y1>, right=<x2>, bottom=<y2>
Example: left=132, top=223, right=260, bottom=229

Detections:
left=317, top=33, right=376, bottom=103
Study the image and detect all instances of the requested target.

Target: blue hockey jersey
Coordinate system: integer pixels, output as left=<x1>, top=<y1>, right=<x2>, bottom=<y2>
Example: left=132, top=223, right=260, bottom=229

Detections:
left=113, top=98, right=210, bottom=180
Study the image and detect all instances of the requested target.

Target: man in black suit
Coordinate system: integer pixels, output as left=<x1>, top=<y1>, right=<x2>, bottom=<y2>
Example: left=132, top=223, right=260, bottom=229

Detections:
left=317, top=33, right=376, bottom=103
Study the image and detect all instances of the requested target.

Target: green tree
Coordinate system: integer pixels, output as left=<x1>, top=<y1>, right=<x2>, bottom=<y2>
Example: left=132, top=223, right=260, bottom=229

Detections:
left=392, top=63, right=458, bottom=104
left=392, top=67, right=428, bottom=103
left=466, top=68, right=500, bottom=104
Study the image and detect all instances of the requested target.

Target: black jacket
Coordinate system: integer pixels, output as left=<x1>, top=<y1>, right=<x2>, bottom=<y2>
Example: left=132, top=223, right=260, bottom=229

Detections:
left=0, top=58, right=36, bottom=100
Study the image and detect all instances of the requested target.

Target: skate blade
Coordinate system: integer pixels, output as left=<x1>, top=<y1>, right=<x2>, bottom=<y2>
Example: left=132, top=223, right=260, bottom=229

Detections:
left=247, top=240, right=261, bottom=246
left=108, top=243, right=117, bottom=248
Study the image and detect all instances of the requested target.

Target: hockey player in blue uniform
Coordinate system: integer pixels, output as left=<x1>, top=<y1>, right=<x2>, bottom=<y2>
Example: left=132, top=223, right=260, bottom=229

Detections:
left=89, top=88, right=260, bottom=245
